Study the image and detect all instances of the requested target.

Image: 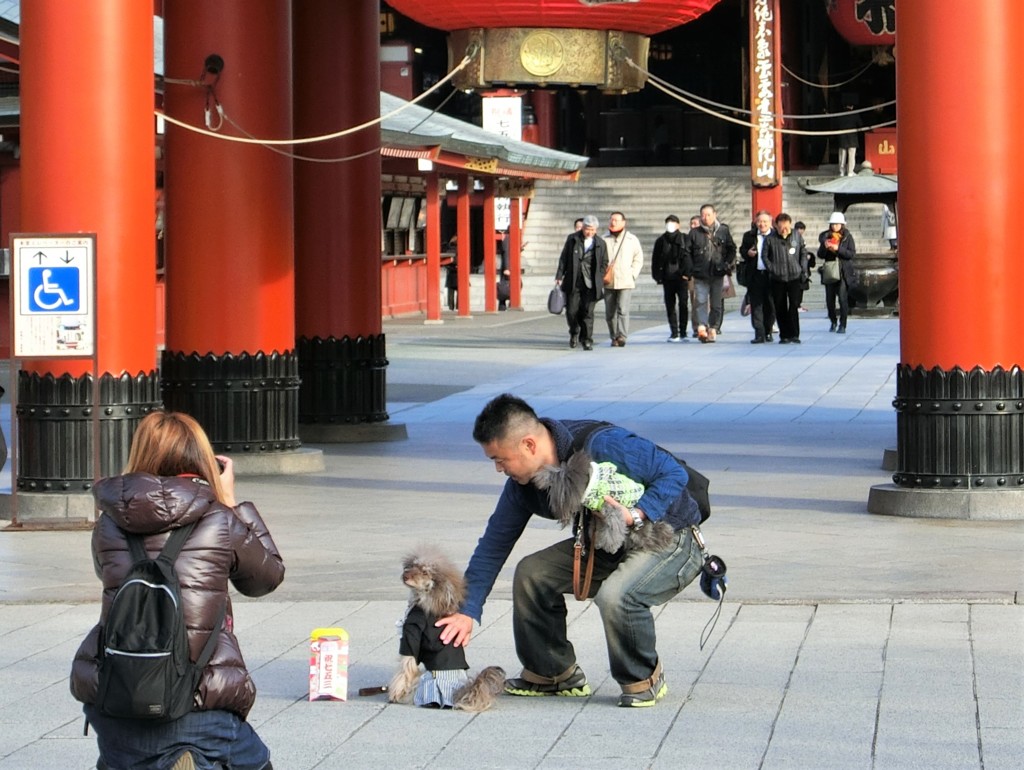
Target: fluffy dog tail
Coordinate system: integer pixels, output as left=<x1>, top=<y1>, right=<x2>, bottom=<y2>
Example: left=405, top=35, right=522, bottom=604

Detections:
left=452, top=666, right=506, bottom=713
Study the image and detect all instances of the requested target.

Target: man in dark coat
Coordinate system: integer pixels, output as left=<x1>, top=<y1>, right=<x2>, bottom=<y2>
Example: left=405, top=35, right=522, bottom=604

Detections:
left=651, top=214, right=692, bottom=342
left=555, top=214, right=608, bottom=351
left=738, top=210, right=776, bottom=344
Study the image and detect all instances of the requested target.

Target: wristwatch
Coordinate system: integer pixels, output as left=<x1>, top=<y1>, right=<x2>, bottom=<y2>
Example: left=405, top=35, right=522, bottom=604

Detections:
left=629, top=507, right=644, bottom=529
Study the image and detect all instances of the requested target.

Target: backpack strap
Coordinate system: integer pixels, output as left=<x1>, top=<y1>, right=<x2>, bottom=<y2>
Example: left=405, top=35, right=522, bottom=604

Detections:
left=569, top=420, right=612, bottom=455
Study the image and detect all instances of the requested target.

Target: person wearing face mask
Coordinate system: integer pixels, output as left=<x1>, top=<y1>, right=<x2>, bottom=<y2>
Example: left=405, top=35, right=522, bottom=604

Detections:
left=738, top=211, right=776, bottom=344
left=602, top=212, right=645, bottom=347
left=555, top=215, right=609, bottom=351
left=651, top=215, right=692, bottom=342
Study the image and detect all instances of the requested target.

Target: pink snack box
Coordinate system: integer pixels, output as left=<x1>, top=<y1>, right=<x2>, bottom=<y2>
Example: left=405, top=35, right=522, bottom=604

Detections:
left=309, top=627, right=349, bottom=701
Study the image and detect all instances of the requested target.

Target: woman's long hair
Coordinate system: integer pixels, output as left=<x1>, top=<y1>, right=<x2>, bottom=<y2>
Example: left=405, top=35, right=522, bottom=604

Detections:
left=124, top=411, right=227, bottom=504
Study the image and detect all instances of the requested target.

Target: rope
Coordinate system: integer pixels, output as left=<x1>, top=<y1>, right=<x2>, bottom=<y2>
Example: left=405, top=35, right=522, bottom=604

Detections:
left=629, top=58, right=894, bottom=137
left=644, top=69, right=893, bottom=121
left=157, top=51, right=475, bottom=146
left=781, top=59, right=874, bottom=89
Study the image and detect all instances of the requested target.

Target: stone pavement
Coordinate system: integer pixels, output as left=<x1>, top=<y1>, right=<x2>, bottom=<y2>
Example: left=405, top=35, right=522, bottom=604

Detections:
left=0, top=308, right=1021, bottom=769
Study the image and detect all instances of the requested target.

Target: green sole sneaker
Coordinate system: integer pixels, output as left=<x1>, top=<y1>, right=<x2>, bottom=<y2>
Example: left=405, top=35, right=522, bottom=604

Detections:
left=618, top=678, right=668, bottom=708
left=504, top=666, right=591, bottom=697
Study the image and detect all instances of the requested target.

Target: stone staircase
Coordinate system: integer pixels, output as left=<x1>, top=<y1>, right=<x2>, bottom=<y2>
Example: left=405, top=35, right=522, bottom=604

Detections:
left=508, top=166, right=891, bottom=316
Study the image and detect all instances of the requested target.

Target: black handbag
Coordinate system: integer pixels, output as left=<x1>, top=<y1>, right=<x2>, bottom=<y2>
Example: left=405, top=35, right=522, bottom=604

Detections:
left=547, top=286, right=566, bottom=314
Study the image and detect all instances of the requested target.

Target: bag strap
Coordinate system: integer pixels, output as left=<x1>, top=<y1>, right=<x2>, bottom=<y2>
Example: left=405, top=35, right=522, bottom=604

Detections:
left=123, top=520, right=196, bottom=565
left=569, top=422, right=610, bottom=601
left=572, top=517, right=596, bottom=602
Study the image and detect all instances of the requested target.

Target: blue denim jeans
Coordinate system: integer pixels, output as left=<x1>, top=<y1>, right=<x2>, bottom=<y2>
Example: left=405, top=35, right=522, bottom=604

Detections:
left=85, top=704, right=271, bottom=770
left=511, top=528, right=704, bottom=686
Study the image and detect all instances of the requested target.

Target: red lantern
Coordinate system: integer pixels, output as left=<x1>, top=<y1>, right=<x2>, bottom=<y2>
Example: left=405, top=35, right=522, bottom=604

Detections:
left=384, top=0, right=721, bottom=37
left=827, top=0, right=895, bottom=46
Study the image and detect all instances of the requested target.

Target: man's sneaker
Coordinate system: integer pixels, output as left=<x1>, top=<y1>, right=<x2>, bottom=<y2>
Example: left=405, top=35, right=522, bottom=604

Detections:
left=617, top=671, right=668, bottom=708
left=504, top=665, right=591, bottom=697
left=667, top=335, right=682, bottom=343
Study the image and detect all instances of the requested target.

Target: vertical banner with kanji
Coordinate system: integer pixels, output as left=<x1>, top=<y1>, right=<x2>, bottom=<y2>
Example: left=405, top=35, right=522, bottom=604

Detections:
left=749, top=0, right=782, bottom=187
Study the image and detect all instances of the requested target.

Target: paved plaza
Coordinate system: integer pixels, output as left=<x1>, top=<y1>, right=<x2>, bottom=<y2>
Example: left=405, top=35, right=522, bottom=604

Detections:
left=1, top=307, right=1021, bottom=769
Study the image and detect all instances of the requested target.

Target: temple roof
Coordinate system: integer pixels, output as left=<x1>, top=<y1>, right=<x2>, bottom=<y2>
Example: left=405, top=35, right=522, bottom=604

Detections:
left=381, top=92, right=588, bottom=180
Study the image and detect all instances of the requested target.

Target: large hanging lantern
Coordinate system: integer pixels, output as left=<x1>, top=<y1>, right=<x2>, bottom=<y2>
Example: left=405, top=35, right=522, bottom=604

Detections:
left=385, top=0, right=721, bottom=92
left=826, top=0, right=895, bottom=46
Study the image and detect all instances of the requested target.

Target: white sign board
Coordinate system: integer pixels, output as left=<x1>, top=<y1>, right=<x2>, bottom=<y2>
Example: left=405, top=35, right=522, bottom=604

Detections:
left=482, top=96, right=523, bottom=232
left=11, top=234, right=96, bottom=357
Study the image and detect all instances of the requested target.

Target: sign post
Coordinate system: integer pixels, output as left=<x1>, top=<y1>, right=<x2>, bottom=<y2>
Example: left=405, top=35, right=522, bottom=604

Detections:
left=8, top=234, right=98, bottom=526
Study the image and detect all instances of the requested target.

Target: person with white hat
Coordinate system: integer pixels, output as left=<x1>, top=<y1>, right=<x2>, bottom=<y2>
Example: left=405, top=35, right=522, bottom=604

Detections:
left=817, top=212, right=857, bottom=333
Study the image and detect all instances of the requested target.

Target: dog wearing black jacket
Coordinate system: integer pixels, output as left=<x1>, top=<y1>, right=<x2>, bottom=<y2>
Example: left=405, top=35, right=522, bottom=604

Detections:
left=388, top=547, right=505, bottom=712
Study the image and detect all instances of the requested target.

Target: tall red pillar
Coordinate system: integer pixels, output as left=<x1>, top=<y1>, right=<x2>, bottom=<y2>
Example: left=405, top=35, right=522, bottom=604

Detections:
left=294, top=0, right=393, bottom=438
left=869, top=0, right=1024, bottom=518
left=455, top=175, right=471, bottom=317
left=482, top=179, right=497, bottom=313
left=17, top=0, right=160, bottom=497
left=162, top=1, right=300, bottom=454
left=530, top=91, right=557, bottom=149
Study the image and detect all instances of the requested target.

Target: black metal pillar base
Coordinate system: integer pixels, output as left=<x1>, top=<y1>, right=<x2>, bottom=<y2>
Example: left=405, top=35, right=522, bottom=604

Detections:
left=16, top=370, right=162, bottom=493
left=891, top=364, right=1024, bottom=489
left=868, top=364, right=1024, bottom=519
left=297, top=335, right=403, bottom=443
left=161, top=350, right=301, bottom=453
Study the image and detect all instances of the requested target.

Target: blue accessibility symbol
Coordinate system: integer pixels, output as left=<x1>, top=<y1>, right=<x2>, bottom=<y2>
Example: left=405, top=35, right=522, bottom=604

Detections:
left=28, top=266, right=80, bottom=312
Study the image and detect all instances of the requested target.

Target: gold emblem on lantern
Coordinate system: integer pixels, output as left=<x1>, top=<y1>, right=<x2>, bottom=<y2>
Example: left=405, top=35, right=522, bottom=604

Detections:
left=520, top=31, right=564, bottom=78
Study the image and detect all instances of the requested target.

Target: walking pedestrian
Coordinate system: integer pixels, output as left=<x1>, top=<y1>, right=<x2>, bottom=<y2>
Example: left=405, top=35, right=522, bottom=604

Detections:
left=602, top=212, right=644, bottom=347
left=817, top=212, right=856, bottom=333
left=651, top=215, right=691, bottom=342
left=555, top=215, right=608, bottom=351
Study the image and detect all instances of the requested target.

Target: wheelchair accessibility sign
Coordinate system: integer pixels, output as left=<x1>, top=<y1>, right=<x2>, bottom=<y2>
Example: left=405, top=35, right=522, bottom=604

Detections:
left=12, top=234, right=96, bottom=357
left=28, top=266, right=81, bottom=311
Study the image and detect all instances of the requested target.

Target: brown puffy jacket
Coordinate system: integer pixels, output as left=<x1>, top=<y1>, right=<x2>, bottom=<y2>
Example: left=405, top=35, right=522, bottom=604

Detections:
left=70, top=473, right=285, bottom=719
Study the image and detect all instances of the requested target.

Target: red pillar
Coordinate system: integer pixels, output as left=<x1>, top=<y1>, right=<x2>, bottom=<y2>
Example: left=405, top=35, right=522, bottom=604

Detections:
left=530, top=91, right=557, bottom=149
left=456, top=175, right=471, bottom=316
left=482, top=178, right=497, bottom=313
left=294, top=0, right=388, bottom=431
left=17, top=0, right=159, bottom=492
left=509, top=198, right=523, bottom=309
left=162, top=0, right=299, bottom=453
left=425, top=173, right=442, bottom=322
left=899, top=0, right=1024, bottom=369
left=871, top=0, right=1024, bottom=513
left=21, top=1, right=154, bottom=377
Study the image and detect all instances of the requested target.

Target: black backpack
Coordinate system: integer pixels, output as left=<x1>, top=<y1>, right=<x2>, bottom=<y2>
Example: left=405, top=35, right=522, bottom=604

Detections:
left=96, top=521, right=224, bottom=722
left=570, top=421, right=711, bottom=523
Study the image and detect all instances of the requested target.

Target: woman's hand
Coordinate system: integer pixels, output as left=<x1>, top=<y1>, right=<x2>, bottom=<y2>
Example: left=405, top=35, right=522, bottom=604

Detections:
left=215, top=454, right=237, bottom=507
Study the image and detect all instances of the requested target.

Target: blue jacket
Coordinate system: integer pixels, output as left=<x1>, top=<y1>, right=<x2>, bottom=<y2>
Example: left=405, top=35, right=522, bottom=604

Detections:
left=461, top=418, right=700, bottom=621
